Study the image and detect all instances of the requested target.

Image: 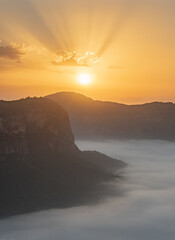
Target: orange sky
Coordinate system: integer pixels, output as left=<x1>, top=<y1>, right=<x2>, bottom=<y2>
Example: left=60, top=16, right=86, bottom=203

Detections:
left=0, top=0, right=175, bottom=103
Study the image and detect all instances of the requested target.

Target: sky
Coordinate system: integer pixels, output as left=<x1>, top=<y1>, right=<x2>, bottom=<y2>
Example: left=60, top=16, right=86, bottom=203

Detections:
left=0, top=0, right=175, bottom=103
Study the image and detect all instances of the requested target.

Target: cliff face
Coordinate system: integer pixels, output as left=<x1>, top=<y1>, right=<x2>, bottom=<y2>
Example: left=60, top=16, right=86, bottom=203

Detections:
left=0, top=97, right=123, bottom=218
left=0, top=97, right=77, bottom=157
left=47, top=92, right=175, bottom=140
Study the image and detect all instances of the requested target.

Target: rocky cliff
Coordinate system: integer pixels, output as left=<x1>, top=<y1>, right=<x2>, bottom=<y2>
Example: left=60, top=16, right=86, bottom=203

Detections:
left=0, top=97, right=123, bottom=218
left=0, top=97, right=77, bottom=156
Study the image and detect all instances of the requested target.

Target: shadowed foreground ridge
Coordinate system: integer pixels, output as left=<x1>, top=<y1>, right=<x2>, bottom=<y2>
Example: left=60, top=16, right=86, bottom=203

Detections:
left=47, top=92, right=175, bottom=140
left=0, top=97, right=124, bottom=218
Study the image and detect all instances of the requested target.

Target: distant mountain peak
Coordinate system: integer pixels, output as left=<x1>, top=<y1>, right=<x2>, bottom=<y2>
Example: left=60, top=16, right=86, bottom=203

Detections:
left=47, top=91, right=93, bottom=102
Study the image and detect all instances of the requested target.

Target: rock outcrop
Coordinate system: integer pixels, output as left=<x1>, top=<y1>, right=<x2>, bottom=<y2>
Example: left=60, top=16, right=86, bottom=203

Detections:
left=0, top=97, right=123, bottom=218
left=0, top=97, right=77, bottom=156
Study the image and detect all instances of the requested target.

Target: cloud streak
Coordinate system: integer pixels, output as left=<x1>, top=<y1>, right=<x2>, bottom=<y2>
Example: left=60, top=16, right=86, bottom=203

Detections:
left=108, top=65, right=124, bottom=69
left=0, top=44, right=24, bottom=60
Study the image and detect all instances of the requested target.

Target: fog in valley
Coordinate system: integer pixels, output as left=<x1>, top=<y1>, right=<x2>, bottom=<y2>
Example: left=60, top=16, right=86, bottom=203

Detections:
left=0, top=140, right=175, bottom=240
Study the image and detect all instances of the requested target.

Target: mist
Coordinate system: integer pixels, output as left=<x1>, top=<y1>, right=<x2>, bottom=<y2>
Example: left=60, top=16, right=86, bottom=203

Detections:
left=0, top=140, right=175, bottom=240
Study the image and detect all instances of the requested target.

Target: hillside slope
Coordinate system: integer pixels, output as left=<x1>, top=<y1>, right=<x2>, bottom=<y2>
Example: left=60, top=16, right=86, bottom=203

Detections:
left=47, top=92, right=175, bottom=140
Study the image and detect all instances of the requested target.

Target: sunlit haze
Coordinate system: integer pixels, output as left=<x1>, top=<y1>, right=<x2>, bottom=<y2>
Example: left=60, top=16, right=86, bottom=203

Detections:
left=78, top=73, right=92, bottom=85
left=0, top=1, right=175, bottom=238
left=0, top=0, right=175, bottom=103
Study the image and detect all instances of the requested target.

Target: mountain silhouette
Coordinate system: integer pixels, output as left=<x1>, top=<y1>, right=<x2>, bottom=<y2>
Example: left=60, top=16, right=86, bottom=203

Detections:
left=47, top=92, right=175, bottom=140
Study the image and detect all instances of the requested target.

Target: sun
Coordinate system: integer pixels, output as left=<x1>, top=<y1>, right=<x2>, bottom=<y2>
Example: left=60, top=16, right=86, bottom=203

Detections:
left=77, top=73, right=91, bottom=85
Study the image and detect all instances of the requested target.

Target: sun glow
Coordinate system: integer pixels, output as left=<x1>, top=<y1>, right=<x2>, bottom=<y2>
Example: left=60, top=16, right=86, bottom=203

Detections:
left=77, top=73, right=91, bottom=85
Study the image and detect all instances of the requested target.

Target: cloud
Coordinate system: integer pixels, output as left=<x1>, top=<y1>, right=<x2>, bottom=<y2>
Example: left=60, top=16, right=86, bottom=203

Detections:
left=108, top=65, right=124, bottom=69
left=53, top=51, right=103, bottom=67
left=0, top=44, right=24, bottom=60
left=0, top=140, right=175, bottom=240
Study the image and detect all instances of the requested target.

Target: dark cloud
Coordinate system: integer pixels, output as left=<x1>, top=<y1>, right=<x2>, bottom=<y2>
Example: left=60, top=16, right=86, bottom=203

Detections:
left=0, top=45, right=24, bottom=60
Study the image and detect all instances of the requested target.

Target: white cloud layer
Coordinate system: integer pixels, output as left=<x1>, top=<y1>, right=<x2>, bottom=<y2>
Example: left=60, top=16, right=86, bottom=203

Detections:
left=0, top=140, right=175, bottom=240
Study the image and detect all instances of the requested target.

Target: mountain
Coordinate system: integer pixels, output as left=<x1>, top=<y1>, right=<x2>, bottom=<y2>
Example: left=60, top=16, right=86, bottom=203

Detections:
left=47, top=92, right=175, bottom=140
left=0, top=97, right=77, bottom=155
left=0, top=97, right=124, bottom=218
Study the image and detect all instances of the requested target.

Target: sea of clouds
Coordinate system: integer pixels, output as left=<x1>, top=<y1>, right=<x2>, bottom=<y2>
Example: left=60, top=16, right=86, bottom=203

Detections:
left=0, top=140, right=175, bottom=240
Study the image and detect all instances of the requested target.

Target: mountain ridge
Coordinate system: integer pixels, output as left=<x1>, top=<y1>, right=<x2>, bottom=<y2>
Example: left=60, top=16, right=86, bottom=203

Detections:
left=47, top=92, right=175, bottom=140
left=47, top=91, right=174, bottom=106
